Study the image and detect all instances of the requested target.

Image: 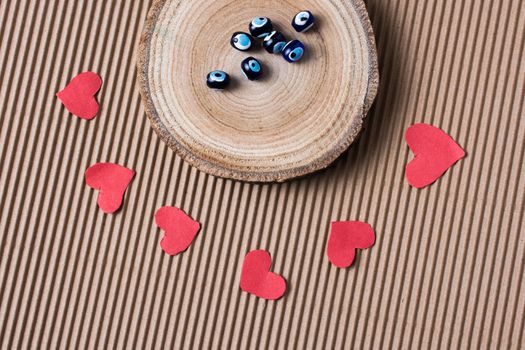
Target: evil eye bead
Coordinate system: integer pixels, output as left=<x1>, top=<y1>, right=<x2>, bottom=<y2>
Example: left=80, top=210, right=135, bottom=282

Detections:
left=241, top=57, right=263, bottom=81
left=263, top=31, right=287, bottom=54
left=292, top=10, right=315, bottom=32
left=230, top=32, right=253, bottom=51
left=206, top=70, right=230, bottom=89
left=249, top=17, right=273, bottom=39
left=282, top=40, right=305, bottom=63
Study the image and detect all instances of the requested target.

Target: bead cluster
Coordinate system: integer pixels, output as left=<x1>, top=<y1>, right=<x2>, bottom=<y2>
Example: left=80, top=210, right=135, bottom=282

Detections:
left=206, top=11, right=316, bottom=90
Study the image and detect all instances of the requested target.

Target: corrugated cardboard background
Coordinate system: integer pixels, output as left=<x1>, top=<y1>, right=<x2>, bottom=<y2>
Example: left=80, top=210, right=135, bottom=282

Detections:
left=0, top=0, right=524, bottom=348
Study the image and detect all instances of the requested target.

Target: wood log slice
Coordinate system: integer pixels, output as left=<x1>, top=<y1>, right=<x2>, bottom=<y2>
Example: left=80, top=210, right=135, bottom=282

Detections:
left=138, top=0, right=378, bottom=182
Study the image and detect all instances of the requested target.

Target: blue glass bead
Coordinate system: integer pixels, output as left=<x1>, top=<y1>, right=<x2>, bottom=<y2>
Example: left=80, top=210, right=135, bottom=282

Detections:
left=282, top=40, right=305, bottom=63
left=263, top=31, right=287, bottom=54
left=206, top=70, right=230, bottom=89
left=230, top=32, right=254, bottom=51
left=241, top=57, right=263, bottom=81
left=249, top=17, right=273, bottom=39
left=292, top=11, right=315, bottom=32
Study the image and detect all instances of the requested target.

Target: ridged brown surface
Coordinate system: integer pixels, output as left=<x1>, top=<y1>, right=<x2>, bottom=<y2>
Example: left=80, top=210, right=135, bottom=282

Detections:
left=0, top=0, right=524, bottom=348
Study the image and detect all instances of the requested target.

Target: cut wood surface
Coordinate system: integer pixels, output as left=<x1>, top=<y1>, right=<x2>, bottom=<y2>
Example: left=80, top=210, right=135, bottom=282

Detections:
left=138, top=0, right=378, bottom=181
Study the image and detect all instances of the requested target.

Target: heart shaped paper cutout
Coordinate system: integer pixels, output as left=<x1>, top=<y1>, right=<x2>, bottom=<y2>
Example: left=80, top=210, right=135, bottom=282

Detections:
left=327, top=221, right=375, bottom=268
left=155, top=206, right=200, bottom=256
left=56, top=72, right=102, bottom=120
left=85, top=163, right=135, bottom=214
left=405, top=123, right=465, bottom=189
left=240, top=250, right=286, bottom=300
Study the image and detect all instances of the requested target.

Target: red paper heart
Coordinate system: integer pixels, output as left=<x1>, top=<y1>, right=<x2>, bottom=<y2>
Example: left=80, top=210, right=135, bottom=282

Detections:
left=56, top=72, right=102, bottom=120
left=405, top=123, right=465, bottom=189
left=85, top=163, right=135, bottom=214
left=155, top=206, right=200, bottom=256
left=240, top=250, right=286, bottom=300
left=327, top=221, right=375, bottom=268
